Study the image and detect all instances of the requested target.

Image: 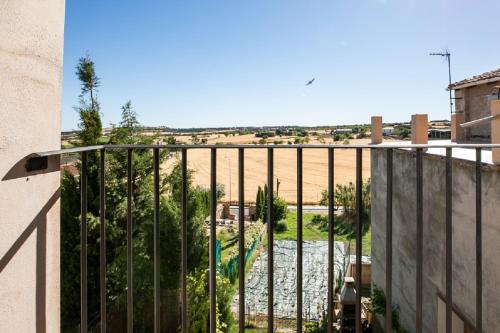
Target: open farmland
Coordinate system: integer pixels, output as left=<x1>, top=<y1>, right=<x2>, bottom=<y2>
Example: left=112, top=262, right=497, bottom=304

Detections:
left=162, top=137, right=373, bottom=204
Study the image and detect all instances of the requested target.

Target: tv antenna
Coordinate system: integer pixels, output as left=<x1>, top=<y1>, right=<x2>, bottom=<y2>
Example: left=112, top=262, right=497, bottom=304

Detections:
left=430, top=51, right=453, bottom=115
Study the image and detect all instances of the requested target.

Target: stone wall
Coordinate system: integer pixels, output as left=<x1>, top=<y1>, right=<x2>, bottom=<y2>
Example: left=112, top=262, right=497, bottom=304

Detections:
left=0, top=1, right=65, bottom=332
left=371, top=149, right=500, bottom=332
left=455, top=84, right=497, bottom=142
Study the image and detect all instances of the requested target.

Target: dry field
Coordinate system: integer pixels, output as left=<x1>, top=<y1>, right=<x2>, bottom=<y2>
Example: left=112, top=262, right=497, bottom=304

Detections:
left=162, top=136, right=373, bottom=204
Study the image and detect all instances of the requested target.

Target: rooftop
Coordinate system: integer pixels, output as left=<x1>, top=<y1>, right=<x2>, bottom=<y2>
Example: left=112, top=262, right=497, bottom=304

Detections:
left=449, top=68, right=500, bottom=90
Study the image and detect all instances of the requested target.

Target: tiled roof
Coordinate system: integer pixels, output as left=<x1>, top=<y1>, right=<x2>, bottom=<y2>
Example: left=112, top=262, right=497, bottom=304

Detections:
left=449, top=68, right=500, bottom=89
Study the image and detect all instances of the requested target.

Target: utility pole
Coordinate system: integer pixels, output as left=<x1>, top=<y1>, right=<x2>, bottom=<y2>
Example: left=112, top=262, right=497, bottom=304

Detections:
left=430, top=51, right=453, bottom=115
left=225, top=156, right=231, bottom=204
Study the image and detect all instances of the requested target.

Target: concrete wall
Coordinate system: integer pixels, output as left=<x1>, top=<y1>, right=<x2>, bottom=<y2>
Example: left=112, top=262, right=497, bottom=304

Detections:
left=455, top=84, right=496, bottom=142
left=371, top=149, right=500, bottom=333
left=0, top=1, right=65, bottom=332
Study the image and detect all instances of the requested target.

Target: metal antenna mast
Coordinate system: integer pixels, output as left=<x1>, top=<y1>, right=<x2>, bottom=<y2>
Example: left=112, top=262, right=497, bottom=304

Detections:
left=430, top=51, right=453, bottom=115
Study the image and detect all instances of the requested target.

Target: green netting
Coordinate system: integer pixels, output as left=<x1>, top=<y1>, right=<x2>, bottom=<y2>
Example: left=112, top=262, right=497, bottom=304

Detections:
left=216, top=239, right=221, bottom=268
left=221, top=236, right=261, bottom=283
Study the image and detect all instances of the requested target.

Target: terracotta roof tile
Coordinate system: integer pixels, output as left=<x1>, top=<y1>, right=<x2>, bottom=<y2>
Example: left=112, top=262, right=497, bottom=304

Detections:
left=449, top=68, right=500, bottom=89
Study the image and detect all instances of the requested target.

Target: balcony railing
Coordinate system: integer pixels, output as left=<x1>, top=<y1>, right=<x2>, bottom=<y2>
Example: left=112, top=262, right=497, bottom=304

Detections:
left=28, top=143, right=500, bottom=333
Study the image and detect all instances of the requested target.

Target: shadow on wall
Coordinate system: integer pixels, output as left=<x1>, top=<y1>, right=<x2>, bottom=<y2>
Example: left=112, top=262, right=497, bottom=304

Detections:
left=0, top=188, right=60, bottom=333
left=2, top=155, right=60, bottom=181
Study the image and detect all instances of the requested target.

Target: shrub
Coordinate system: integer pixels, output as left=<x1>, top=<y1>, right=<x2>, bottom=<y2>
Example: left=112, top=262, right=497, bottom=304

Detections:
left=271, top=196, right=288, bottom=223
left=311, top=214, right=327, bottom=225
left=275, top=220, right=288, bottom=233
left=372, top=286, right=409, bottom=333
left=255, top=186, right=288, bottom=224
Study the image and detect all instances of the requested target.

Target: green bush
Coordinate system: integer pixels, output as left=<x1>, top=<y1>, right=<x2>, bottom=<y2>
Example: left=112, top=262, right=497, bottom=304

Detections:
left=255, top=185, right=288, bottom=224
left=270, top=196, right=288, bottom=224
left=310, top=214, right=326, bottom=225
left=275, top=220, right=288, bottom=233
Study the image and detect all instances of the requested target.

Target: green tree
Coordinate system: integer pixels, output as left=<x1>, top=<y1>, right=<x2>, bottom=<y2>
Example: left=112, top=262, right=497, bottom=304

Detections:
left=120, top=100, right=140, bottom=131
left=165, top=136, right=177, bottom=145
left=320, top=179, right=371, bottom=228
left=216, top=183, right=225, bottom=201
left=255, top=186, right=263, bottom=220
left=75, top=55, right=102, bottom=146
left=256, top=185, right=288, bottom=227
left=187, top=271, right=234, bottom=333
left=61, top=56, right=228, bottom=332
left=109, top=101, right=141, bottom=144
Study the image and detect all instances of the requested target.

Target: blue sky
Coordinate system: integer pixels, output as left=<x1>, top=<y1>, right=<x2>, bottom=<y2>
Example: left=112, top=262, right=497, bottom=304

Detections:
left=62, top=0, right=500, bottom=130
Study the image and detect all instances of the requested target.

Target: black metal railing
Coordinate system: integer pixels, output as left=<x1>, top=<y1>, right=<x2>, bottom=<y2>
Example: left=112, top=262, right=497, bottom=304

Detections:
left=29, top=143, right=498, bottom=333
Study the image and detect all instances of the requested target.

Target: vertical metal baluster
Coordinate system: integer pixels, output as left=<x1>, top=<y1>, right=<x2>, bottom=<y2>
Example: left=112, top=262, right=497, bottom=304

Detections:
left=238, top=148, right=245, bottom=333
left=267, top=148, right=274, bottom=333
left=153, top=148, right=161, bottom=333
left=327, top=148, right=334, bottom=333
left=297, top=147, right=303, bottom=333
left=475, top=148, right=482, bottom=333
left=416, top=148, right=423, bottom=333
left=445, top=148, right=452, bottom=333
left=386, top=149, right=393, bottom=333
left=210, top=148, right=217, bottom=333
left=355, top=148, right=362, bottom=333
left=127, top=149, right=133, bottom=333
left=182, top=148, right=188, bottom=333
left=81, top=151, right=88, bottom=333
left=100, top=149, right=106, bottom=333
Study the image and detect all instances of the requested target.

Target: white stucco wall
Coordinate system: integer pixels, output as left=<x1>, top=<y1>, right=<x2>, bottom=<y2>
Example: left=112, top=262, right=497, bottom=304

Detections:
left=0, top=0, right=65, bottom=332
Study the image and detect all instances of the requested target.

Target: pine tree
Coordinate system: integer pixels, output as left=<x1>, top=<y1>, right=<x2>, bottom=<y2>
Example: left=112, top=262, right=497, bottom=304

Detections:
left=75, top=55, right=102, bottom=146
left=119, top=100, right=140, bottom=131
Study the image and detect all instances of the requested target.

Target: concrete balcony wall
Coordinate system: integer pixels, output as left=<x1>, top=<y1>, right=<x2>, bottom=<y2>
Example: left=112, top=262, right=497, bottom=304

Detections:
left=371, top=149, right=500, bottom=332
left=0, top=1, right=65, bottom=332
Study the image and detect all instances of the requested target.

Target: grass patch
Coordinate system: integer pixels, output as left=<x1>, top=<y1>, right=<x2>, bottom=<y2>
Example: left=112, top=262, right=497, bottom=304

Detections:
left=97, top=136, right=110, bottom=144
left=61, top=142, right=75, bottom=149
left=273, top=211, right=371, bottom=255
left=217, top=222, right=265, bottom=279
left=274, top=212, right=328, bottom=241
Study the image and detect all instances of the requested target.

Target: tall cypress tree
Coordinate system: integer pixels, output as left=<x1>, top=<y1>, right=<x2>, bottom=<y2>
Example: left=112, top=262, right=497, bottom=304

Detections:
left=255, top=186, right=263, bottom=221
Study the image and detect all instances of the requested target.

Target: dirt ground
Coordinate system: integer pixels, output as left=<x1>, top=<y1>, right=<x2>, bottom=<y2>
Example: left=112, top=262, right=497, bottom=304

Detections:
left=162, top=136, right=373, bottom=204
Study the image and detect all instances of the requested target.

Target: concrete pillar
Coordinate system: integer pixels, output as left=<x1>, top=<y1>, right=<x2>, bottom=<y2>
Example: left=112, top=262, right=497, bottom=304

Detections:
left=411, top=114, right=428, bottom=145
left=451, top=113, right=465, bottom=143
left=371, top=116, right=383, bottom=144
left=0, top=1, right=65, bottom=332
left=491, top=100, right=500, bottom=164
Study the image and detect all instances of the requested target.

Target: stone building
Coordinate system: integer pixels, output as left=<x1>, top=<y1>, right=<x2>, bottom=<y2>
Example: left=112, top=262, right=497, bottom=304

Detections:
left=450, top=68, right=500, bottom=142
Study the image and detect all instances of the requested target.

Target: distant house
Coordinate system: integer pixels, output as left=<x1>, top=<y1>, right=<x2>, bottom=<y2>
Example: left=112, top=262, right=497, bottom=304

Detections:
left=450, top=68, right=500, bottom=142
left=382, top=127, right=394, bottom=136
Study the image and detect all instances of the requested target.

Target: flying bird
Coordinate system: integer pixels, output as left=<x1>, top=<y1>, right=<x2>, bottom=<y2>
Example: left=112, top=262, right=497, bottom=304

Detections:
left=306, top=78, right=315, bottom=86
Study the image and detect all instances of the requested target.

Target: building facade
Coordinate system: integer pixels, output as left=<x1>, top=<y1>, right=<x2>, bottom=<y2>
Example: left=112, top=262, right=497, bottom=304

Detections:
left=450, top=68, right=500, bottom=143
